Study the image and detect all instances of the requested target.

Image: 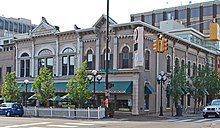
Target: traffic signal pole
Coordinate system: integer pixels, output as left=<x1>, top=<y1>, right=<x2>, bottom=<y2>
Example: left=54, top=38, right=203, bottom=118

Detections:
left=105, top=0, right=109, bottom=118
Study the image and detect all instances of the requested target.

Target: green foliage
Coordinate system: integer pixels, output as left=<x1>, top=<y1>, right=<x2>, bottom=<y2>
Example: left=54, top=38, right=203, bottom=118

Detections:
left=1, top=72, right=21, bottom=102
left=32, top=67, right=55, bottom=105
left=166, top=65, right=188, bottom=106
left=66, top=61, right=92, bottom=108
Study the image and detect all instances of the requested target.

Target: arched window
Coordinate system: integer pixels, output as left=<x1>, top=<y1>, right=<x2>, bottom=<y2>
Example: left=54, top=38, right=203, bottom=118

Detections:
left=188, top=61, right=191, bottom=76
left=174, top=58, right=179, bottom=73
left=38, top=49, right=53, bottom=75
left=20, top=53, right=30, bottom=77
left=181, top=59, right=185, bottom=67
left=192, top=63, right=196, bottom=76
left=119, top=46, right=133, bottom=69
left=62, top=48, right=75, bottom=76
left=145, top=50, right=150, bottom=70
left=101, top=48, right=113, bottom=69
left=85, top=49, right=95, bottom=70
left=167, top=56, right=171, bottom=73
left=63, top=47, right=74, bottom=53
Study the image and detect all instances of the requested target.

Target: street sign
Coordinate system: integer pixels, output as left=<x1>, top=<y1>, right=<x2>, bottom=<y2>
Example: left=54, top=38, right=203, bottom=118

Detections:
left=105, top=90, right=110, bottom=97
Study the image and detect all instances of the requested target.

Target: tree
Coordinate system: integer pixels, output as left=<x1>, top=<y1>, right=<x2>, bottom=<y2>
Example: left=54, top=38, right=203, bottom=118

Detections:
left=66, top=61, right=92, bottom=108
left=32, top=67, right=55, bottom=106
left=1, top=72, right=21, bottom=102
left=166, top=63, right=188, bottom=116
left=202, top=64, right=220, bottom=102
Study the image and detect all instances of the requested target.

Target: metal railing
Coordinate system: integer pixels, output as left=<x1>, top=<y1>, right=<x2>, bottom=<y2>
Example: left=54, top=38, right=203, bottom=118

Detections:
left=24, top=107, right=105, bottom=119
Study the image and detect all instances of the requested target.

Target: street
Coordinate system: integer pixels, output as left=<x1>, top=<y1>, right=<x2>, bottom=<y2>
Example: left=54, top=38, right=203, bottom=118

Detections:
left=1, top=116, right=220, bottom=128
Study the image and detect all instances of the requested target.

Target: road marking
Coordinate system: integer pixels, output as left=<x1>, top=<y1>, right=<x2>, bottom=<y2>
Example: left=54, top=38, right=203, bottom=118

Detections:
left=176, top=119, right=194, bottom=122
left=194, top=118, right=212, bottom=123
left=65, top=123, right=94, bottom=125
left=47, top=125, right=77, bottom=128
left=1, top=122, right=51, bottom=128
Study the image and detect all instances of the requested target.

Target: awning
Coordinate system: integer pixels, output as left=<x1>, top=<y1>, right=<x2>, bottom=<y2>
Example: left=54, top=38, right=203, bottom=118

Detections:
left=19, top=82, right=67, bottom=92
left=88, top=81, right=133, bottom=93
left=145, top=83, right=155, bottom=94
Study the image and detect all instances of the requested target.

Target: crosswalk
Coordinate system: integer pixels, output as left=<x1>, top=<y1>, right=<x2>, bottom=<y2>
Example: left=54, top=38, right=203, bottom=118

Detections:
left=1, top=121, right=109, bottom=128
left=160, top=118, right=220, bottom=123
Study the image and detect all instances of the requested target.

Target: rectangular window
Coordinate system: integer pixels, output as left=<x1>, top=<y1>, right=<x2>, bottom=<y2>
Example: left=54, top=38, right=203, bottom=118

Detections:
left=20, top=60, right=25, bottom=77
left=178, top=9, right=186, bottom=19
left=145, top=52, right=150, bottom=70
left=144, top=15, right=152, bottom=24
left=46, top=58, right=53, bottom=73
left=144, top=95, right=149, bottom=109
left=88, top=54, right=93, bottom=62
left=166, top=94, right=170, bottom=108
left=62, top=56, right=67, bottom=75
left=69, top=56, right=74, bottom=75
left=203, top=6, right=212, bottom=16
left=187, top=95, right=191, bottom=106
left=167, top=11, right=175, bottom=20
left=38, top=58, right=45, bottom=74
left=6, top=67, right=11, bottom=73
left=26, top=60, right=30, bottom=77
left=191, top=8, right=199, bottom=18
left=155, top=13, right=163, bottom=22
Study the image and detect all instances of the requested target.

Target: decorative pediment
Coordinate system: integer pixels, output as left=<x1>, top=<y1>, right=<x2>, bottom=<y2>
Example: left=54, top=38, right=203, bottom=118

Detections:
left=31, top=17, right=59, bottom=36
left=93, top=14, right=117, bottom=29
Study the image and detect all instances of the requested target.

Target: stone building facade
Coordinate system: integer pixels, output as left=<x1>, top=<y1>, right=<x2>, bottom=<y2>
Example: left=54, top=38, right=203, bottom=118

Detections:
left=15, top=15, right=217, bottom=115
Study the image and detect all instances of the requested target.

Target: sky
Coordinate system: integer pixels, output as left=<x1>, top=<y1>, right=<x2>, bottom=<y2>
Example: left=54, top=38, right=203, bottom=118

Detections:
left=0, top=0, right=212, bottom=31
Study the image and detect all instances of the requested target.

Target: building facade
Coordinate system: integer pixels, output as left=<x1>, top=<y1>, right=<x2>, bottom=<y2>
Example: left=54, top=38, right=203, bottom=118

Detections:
left=131, top=0, right=220, bottom=35
left=15, top=16, right=217, bottom=115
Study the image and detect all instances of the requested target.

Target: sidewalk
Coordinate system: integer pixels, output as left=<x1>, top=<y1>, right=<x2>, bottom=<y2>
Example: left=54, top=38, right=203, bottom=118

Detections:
left=108, top=111, right=203, bottom=121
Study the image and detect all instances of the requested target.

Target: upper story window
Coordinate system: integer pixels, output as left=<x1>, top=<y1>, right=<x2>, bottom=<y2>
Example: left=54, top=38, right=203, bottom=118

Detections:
left=5, top=20, right=8, bottom=30
left=178, top=9, right=187, bottom=19
left=144, top=15, right=152, bottom=24
left=0, top=19, right=3, bottom=29
left=188, top=61, right=191, bottom=76
left=9, top=21, right=13, bottom=31
left=181, top=59, right=185, bottom=67
left=145, top=50, right=150, bottom=70
left=101, top=48, right=113, bottom=70
left=6, top=67, right=11, bottom=73
left=134, top=16, right=141, bottom=21
left=174, top=58, right=180, bottom=73
left=155, top=13, right=163, bottom=22
left=86, top=49, right=95, bottom=70
left=20, top=52, right=30, bottom=77
left=62, top=47, right=75, bottom=76
left=203, top=6, right=213, bottom=17
left=167, top=11, right=175, bottom=20
left=167, top=56, right=171, bottom=73
left=190, top=7, right=199, bottom=18
left=192, top=63, right=196, bottom=76
left=119, top=46, right=132, bottom=69
left=38, top=49, right=53, bottom=74
left=14, top=23, right=18, bottom=32
left=19, top=23, right=22, bottom=33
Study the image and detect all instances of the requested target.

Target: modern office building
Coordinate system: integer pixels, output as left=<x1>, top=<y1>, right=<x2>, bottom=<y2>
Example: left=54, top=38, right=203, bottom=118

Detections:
left=130, top=0, right=220, bottom=35
left=15, top=16, right=218, bottom=115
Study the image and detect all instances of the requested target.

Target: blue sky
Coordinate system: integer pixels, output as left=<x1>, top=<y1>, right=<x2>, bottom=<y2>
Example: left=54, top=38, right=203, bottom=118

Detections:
left=0, top=0, right=210, bottom=31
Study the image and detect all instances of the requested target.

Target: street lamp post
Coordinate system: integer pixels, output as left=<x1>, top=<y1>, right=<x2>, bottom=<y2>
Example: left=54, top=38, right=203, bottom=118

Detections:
left=24, top=79, right=29, bottom=108
left=87, top=70, right=102, bottom=107
left=157, top=71, right=167, bottom=116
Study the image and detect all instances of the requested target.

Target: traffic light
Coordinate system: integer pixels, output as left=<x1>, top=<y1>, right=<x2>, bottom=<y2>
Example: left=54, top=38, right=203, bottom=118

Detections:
left=162, top=37, right=168, bottom=52
left=134, top=41, right=138, bottom=52
left=153, top=39, right=159, bottom=52
left=108, top=82, right=114, bottom=89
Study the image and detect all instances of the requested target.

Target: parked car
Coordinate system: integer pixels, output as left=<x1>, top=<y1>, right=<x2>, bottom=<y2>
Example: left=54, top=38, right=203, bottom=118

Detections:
left=203, top=99, right=220, bottom=118
left=0, top=103, right=24, bottom=117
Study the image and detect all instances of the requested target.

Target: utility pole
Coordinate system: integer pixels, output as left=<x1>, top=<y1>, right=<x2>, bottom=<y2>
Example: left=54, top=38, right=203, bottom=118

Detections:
left=105, top=0, right=109, bottom=118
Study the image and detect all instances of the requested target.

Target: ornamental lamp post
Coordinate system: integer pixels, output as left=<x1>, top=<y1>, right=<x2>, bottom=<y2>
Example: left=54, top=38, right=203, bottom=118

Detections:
left=157, top=71, right=167, bottom=116
left=24, top=79, right=29, bottom=108
left=87, top=70, right=102, bottom=107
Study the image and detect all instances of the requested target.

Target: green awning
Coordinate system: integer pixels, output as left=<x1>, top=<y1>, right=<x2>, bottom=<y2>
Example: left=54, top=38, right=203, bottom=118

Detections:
left=88, top=81, right=133, bottom=93
left=19, top=82, right=67, bottom=92
left=145, top=83, right=155, bottom=94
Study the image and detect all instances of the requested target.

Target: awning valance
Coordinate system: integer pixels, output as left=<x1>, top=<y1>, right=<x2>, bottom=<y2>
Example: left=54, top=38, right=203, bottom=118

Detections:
left=145, top=83, right=155, bottom=94
left=88, top=81, right=133, bottom=94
